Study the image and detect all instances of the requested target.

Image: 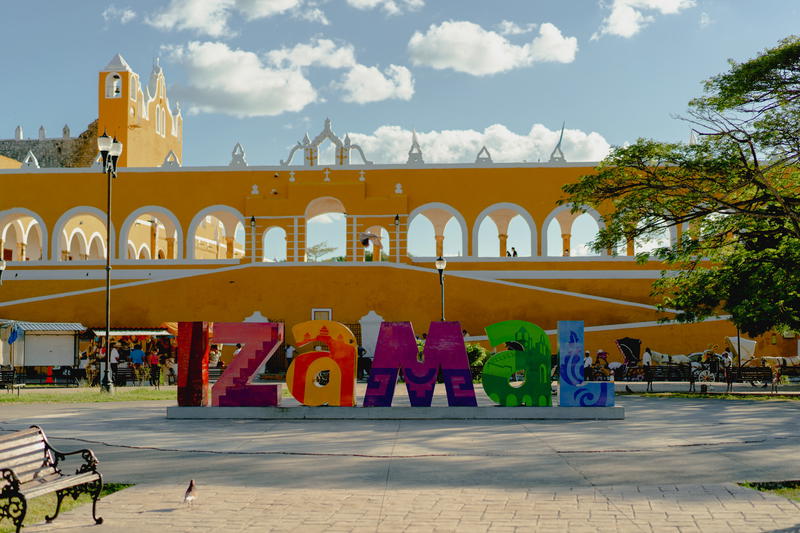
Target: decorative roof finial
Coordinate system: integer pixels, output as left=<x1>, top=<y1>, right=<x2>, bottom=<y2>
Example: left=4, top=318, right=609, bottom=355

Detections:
left=475, top=146, right=492, bottom=164
left=230, top=142, right=247, bottom=167
left=407, top=129, right=424, bottom=164
left=549, top=122, right=566, bottom=163
left=22, top=151, right=40, bottom=168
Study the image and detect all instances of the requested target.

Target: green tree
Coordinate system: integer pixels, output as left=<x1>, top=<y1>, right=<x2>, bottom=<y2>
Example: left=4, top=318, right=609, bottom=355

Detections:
left=561, top=36, right=800, bottom=337
left=306, top=241, right=337, bottom=262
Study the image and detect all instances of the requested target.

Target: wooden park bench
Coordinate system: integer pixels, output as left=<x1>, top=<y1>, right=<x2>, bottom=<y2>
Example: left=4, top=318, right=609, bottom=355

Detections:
left=644, top=364, right=694, bottom=392
left=0, top=426, right=103, bottom=532
left=113, top=366, right=135, bottom=387
left=0, top=369, right=25, bottom=396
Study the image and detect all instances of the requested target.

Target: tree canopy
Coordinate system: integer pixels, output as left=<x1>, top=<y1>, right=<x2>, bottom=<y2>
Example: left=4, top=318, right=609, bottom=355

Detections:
left=561, top=36, right=800, bottom=337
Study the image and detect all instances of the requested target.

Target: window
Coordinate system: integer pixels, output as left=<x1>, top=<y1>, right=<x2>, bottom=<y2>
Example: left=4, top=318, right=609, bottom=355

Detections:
left=311, top=308, right=332, bottom=321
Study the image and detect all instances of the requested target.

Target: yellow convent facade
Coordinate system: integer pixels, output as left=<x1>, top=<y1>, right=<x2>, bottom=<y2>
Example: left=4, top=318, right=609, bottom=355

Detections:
left=0, top=55, right=794, bottom=360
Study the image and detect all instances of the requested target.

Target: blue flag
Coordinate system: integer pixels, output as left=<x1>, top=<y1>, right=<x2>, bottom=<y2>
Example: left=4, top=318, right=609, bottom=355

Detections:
left=8, top=325, right=19, bottom=345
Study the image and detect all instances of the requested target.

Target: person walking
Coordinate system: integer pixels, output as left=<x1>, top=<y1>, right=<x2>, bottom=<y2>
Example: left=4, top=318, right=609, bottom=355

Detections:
left=148, top=350, right=160, bottom=388
left=584, top=351, right=593, bottom=380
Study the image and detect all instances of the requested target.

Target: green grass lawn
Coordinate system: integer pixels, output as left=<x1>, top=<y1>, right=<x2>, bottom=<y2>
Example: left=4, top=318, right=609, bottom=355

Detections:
left=0, top=483, right=132, bottom=533
left=618, top=392, right=800, bottom=401
left=740, top=481, right=800, bottom=502
left=0, top=387, right=175, bottom=403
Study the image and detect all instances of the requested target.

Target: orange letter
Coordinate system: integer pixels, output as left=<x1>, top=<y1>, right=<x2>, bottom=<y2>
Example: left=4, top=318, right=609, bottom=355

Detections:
left=286, top=320, right=357, bottom=406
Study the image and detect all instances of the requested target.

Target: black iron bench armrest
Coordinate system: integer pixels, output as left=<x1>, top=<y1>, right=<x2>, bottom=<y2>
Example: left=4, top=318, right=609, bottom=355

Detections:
left=0, top=468, right=22, bottom=493
left=46, top=445, right=100, bottom=475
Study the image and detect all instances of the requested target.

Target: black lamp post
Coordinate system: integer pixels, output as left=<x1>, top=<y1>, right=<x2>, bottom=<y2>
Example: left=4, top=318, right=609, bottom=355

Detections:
left=97, top=131, right=122, bottom=393
left=250, top=216, right=256, bottom=263
left=435, top=256, right=447, bottom=321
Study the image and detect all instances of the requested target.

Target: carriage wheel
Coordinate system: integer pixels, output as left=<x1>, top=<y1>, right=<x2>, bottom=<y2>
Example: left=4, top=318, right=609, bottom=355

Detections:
left=697, top=370, right=713, bottom=382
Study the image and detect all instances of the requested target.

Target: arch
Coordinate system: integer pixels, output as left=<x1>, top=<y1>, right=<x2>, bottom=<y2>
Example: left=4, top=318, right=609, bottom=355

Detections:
left=2, top=222, right=21, bottom=261
left=137, top=243, right=151, bottom=260
left=186, top=205, right=245, bottom=260
left=364, top=225, right=390, bottom=261
left=26, top=223, right=42, bottom=261
left=67, top=228, right=88, bottom=261
left=304, top=197, right=346, bottom=220
left=119, top=205, right=183, bottom=260
left=472, top=202, right=537, bottom=258
left=105, top=72, right=122, bottom=98
left=0, top=208, right=49, bottom=261
left=262, top=226, right=288, bottom=262
left=157, top=249, right=166, bottom=259
left=570, top=213, right=602, bottom=256
left=52, top=206, right=115, bottom=261
left=87, top=233, right=106, bottom=260
left=541, top=203, right=606, bottom=258
left=407, top=215, right=436, bottom=257
left=305, top=197, right=347, bottom=262
left=408, top=202, right=469, bottom=257
left=127, top=241, right=136, bottom=259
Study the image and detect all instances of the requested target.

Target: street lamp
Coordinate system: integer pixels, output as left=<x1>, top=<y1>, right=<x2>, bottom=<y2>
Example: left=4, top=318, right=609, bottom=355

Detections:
left=435, top=256, right=447, bottom=321
left=97, top=131, right=122, bottom=393
left=250, top=216, right=256, bottom=263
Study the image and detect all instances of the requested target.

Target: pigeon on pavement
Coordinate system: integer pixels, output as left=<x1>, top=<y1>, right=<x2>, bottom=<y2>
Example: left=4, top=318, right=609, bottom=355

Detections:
left=183, top=480, right=197, bottom=507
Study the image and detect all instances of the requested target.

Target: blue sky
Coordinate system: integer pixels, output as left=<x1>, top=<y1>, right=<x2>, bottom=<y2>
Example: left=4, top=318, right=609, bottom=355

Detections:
left=2, top=1, right=798, bottom=258
left=2, top=0, right=797, bottom=168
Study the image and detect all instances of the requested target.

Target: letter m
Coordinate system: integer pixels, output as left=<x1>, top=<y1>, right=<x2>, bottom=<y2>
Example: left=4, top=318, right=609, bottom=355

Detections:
left=363, top=322, right=477, bottom=407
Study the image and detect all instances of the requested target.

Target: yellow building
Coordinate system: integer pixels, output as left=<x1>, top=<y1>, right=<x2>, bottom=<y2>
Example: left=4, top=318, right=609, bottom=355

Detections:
left=0, top=155, right=21, bottom=169
left=0, top=55, right=794, bottom=360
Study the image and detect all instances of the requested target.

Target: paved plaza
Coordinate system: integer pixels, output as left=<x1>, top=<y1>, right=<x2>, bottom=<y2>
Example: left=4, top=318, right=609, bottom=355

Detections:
left=1, top=392, right=799, bottom=531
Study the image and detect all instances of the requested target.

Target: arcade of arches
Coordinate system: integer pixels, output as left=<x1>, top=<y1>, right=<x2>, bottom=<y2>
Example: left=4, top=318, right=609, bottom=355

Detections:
left=0, top=198, right=675, bottom=263
left=3, top=163, right=777, bottom=359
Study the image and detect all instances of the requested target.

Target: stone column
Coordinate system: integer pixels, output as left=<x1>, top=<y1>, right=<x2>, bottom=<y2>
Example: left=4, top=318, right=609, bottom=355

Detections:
left=150, top=224, right=157, bottom=259
left=17, top=242, right=26, bottom=261
left=225, top=236, right=235, bottom=259
left=165, top=237, right=176, bottom=259
left=498, top=233, right=508, bottom=257
left=435, top=235, right=445, bottom=257
left=626, top=238, right=635, bottom=256
left=373, top=242, right=382, bottom=262
left=561, top=233, right=571, bottom=257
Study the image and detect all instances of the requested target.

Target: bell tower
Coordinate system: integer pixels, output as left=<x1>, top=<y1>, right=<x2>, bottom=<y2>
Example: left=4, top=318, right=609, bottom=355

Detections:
left=98, top=54, right=183, bottom=168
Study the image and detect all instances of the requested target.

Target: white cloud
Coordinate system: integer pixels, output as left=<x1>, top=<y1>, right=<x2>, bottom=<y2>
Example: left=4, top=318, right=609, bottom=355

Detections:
left=163, top=41, right=317, bottom=117
left=496, top=20, right=537, bottom=36
left=346, top=0, right=423, bottom=15
left=348, top=124, right=610, bottom=164
left=338, top=64, right=414, bottom=103
left=267, top=39, right=357, bottom=69
left=593, top=0, right=696, bottom=39
left=102, top=5, right=136, bottom=24
left=147, top=0, right=310, bottom=37
left=408, top=20, right=577, bottom=76
left=699, top=12, right=712, bottom=28
left=294, top=5, right=329, bottom=25
left=267, top=39, right=414, bottom=104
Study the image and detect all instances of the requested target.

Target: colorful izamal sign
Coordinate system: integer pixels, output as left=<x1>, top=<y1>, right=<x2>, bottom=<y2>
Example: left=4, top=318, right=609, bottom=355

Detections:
left=177, top=320, right=614, bottom=409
